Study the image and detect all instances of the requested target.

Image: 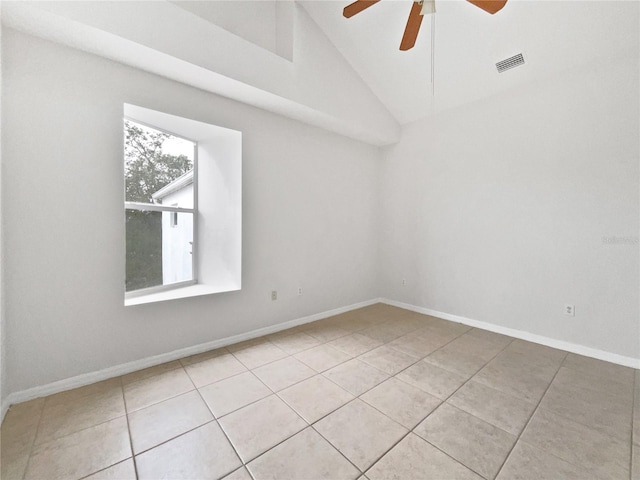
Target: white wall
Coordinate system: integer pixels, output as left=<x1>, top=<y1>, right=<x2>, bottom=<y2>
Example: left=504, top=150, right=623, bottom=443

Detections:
left=0, top=7, right=6, bottom=416
left=167, top=1, right=294, bottom=62
left=380, top=56, right=640, bottom=360
left=168, top=1, right=287, bottom=59
left=2, top=29, right=382, bottom=394
left=1, top=1, right=399, bottom=146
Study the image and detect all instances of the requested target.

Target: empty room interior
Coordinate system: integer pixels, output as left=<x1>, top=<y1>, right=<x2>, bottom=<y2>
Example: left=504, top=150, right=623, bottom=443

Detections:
left=0, top=0, right=639, bottom=479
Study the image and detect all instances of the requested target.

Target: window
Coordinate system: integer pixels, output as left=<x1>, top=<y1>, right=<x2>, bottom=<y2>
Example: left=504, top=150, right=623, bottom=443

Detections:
left=124, top=119, right=198, bottom=295
left=123, top=104, right=242, bottom=306
left=170, top=207, right=179, bottom=228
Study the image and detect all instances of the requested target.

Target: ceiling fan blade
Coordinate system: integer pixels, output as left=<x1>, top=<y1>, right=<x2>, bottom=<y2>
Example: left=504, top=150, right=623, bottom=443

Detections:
left=466, top=0, right=508, bottom=14
left=343, top=0, right=380, bottom=18
left=400, top=1, right=424, bottom=51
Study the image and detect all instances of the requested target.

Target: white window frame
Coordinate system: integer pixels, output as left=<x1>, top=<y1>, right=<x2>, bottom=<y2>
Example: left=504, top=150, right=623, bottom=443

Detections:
left=123, top=103, right=242, bottom=307
left=124, top=118, right=199, bottom=299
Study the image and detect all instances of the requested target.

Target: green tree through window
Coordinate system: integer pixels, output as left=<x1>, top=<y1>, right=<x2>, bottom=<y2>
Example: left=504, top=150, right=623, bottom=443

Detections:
left=124, top=120, right=193, bottom=291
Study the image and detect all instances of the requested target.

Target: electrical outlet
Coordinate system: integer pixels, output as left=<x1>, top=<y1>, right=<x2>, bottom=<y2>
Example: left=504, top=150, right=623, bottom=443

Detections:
left=297, top=287, right=303, bottom=296
left=402, top=279, right=406, bottom=286
left=271, top=290, right=277, bottom=301
left=564, top=304, right=575, bottom=316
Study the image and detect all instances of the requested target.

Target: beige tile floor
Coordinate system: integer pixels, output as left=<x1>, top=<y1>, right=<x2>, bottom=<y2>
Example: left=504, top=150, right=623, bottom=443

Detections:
left=2, top=303, right=639, bottom=480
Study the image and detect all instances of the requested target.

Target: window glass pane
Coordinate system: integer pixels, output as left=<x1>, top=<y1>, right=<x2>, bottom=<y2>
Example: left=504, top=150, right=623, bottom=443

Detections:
left=124, top=118, right=196, bottom=294
left=125, top=209, right=194, bottom=291
left=124, top=120, right=194, bottom=205
left=160, top=211, right=194, bottom=285
left=126, top=209, right=163, bottom=291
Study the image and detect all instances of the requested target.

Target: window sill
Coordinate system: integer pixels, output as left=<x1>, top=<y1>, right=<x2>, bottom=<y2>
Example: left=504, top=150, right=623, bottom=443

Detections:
left=125, top=283, right=240, bottom=306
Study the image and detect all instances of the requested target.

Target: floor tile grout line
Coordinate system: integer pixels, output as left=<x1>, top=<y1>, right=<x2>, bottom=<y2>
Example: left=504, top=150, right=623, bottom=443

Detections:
left=45, top=326, right=506, bottom=473
left=268, top=336, right=323, bottom=356
left=19, top=353, right=386, bottom=480
left=416, top=403, right=514, bottom=480
left=542, top=392, right=635, bottom=442
left=119, top=376, right=140, bottom=480
left=207, top=365, right=290, bottom=420
left=250, top=357, right=316, bottom=388
left=267, top=315, right=458, bottom=376
left=309, top=419, right=369, bottom=475
left=126, top=387, right=198, bottom=415
left=401, top=363, right=519, bottom=479
left=132, top=418, right=219, bottom=457
left=229, top=368, right=286, bottom=410
left=205, top=367, right=313, bottom=474
left=358, top=346, right=423, bottom=372
left=179, top=346, right=231, bottom=369
left=121, top=362, right=184, bottom=388
left=224, top=391, right=364, bottom=474
left=125, top=367, right=197, bottom=414
left=8, top=308, right=633, bottom=480
left=229, top=331, right=367, bottom=372
left=16, top=397, right=46, bottom=480
left=341, top=395, right=422, bottom=464
left=56, top=390, right=125, bottom=478
left=229, top=420, right=308, bottom=473
left=23, top=394, right=47, bottom=448
left=7, top=327, right=387, bottom=480
left=551, top=362, right=637, bottom=401
left=209, top=318, right=431, bottom=476
left=361, top=325, right=487, bottom=388
left=192, top=338, right=382, bottom=421
left=295, top=348, right=359, bottom=375
left=315, top=323, right=483, bottom=403
left=77, top=458, right=135, bottom=480
left=368, top=336, right=517, bottom=477
left=272, top=315, right=432, bottom=354
left=357, top=384, right=439, bottom=432
left=630, top=369, right=637, bottom=479
left=240, top=425, right=335, bottom=477
left=358, top=324, right=477, bottom=381
left=321, top=362, right=389, bottom=397
left=318, top=322, right=452, bottom=398
left=22, top=413, right=133, bottom=448
left=492, top=351, right=569, bottom=479
left=191, top=385, right=247, bottom=476
left=328, top=337, right=379, bottom=357
left=470, top=359, right=565, bottom=404
left=33, top=385, right=134, bottom=441
left=249, top=350, right=323, bottom=396
left=358, top=334, right=518, bottom=478
left=229, top=345, right=289, bottom=371
left=29, top=381, right=134, bottom=480
left=421, top=437, right=491, bottom=480
left=181, top=353, right=232, bottom=389
left=276, top=384, right=354, bottom=428
left=193, top=367, right=253, bottom=392
left=534, top=360, right=636, bottom=446
left=224, top=465, right=250, bottom=480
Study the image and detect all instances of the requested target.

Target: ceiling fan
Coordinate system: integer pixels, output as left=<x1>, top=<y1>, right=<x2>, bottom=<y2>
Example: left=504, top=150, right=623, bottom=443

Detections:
left=343, top=0, right=508, bottom=51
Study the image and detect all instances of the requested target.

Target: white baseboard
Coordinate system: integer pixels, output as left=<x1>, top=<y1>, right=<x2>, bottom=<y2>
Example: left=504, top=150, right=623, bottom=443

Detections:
left=382, top=298, right=640, bottom=369
left=4, top=296, right=636, bottom=423
left=1, top=298, right=382, bottom=419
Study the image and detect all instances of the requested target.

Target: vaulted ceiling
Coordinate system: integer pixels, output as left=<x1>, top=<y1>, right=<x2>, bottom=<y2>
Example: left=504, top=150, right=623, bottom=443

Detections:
left=3, top=1, right=638, bottom=144
left=300, top=0, right=639, bottom=124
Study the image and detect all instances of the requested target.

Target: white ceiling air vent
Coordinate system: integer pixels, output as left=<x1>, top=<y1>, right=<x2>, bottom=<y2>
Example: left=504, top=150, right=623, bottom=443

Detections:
left=496, top=53, right=525, bottom=73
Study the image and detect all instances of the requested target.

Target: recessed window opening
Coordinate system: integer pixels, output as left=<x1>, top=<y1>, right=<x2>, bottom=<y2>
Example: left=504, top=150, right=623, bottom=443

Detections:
left=123, top=103, right=242, bottom=306
left=124, top=119, right=198, bottom=295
